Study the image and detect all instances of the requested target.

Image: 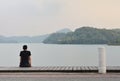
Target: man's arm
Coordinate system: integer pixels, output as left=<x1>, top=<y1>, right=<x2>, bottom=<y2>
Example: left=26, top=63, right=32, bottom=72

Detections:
left=19, top=56, right=21, bottom=67
left=29, top=56, right=32, bottom=67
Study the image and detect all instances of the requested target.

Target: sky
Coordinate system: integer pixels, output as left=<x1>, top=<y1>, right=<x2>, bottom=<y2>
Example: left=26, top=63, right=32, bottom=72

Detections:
left=0, top=0, right=120, bottom=36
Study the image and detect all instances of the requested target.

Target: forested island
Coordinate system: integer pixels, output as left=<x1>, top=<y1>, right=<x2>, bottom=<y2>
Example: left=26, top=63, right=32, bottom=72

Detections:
left=43, top=27, right=120, bottom=44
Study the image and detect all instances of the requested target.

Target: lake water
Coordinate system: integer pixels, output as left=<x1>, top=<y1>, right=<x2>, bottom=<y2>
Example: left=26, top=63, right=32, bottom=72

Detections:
left=0, top=43, right=119, bottom=67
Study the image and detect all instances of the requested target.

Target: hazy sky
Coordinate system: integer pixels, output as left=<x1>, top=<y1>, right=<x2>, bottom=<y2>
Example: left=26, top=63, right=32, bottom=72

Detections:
left=0, top=0, right=120, bottom=36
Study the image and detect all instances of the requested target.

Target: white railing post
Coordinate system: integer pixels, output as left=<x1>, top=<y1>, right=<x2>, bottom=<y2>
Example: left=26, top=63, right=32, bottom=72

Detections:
left=98, top=47, right=106, bottom=74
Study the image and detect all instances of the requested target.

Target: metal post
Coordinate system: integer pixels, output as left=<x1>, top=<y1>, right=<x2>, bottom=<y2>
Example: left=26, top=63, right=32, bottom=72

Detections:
left=98, top=47, right=106, bottom=74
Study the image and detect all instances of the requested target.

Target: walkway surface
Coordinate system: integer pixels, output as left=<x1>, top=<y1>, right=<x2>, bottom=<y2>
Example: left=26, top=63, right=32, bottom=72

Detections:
left=0, top=66, right=120, bottom=72
left=0, top=72, right=120, bottom=81
left=0, top=66, right=120, bottom=81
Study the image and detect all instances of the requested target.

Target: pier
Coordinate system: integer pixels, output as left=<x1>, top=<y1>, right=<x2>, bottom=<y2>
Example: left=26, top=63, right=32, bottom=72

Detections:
left=0, top=47, right=118, bottom=73
left=0, top=48, right=120, bottom=81
left=0, top=66, right=120, bottom=73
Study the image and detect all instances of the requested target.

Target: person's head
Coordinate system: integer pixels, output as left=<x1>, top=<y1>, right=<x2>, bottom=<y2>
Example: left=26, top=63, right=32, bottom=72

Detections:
left=23, top=45, right=27, bottom=50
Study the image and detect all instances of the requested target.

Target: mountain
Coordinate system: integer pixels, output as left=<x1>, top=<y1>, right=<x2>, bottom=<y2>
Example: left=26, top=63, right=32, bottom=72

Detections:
left=56, top=28, right=72, bottom=33
left=43, top=27, right=120, bottom=44
left=9, top=34, right=49, bottom=43
left=0, top=28, right=71, bottom=43
left=0, top=34, right=49, bottom=43
left=2, top=27, right=120, bottom=44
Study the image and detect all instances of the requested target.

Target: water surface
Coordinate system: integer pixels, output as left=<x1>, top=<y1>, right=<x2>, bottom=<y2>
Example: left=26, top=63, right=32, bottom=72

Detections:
left=0, top=44, right=119, bottom=67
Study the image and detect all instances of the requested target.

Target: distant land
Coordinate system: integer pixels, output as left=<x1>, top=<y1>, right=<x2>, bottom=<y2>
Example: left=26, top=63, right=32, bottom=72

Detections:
left=0, top=28, right=71, bottom=43
left=1, top=27, right=120, bottom=44
left=55, top=28, right=72, bottom=34
left=43, top=27, right=120, bottom=44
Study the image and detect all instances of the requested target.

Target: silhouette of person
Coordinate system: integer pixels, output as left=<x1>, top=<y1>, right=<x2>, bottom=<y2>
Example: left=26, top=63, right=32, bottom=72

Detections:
left=19, top=45, right=31, bottom=67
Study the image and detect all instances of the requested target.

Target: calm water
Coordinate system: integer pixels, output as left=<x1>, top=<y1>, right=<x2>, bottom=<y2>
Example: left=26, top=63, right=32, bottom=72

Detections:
left=0, top=43, right=119, bottom=67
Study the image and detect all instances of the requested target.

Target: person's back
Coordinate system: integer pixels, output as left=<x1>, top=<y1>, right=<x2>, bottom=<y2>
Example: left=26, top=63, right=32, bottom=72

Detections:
left=19, top=45, right=31, bottom=67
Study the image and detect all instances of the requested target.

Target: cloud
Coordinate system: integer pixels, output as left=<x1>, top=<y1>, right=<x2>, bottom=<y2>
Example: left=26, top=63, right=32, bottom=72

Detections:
left=0, top=0, right=66, bottom=36
left=1, top=0, right=120, bottom=36
left=0, top=0, right=40, bottom=16
left=0, top=0, right=64, bottom=17
left=35, top=0, right=64, bottom=16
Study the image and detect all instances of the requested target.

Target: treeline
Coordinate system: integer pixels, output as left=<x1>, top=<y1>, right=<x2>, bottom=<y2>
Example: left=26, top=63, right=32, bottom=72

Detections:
left=43, top=27, right=120, bottom=44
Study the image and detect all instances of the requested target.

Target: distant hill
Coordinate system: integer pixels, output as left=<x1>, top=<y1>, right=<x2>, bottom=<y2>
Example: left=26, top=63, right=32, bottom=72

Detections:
left=8, top=34, right=49, bottom=43
left=43, top=27, right=120, bottom=44
left=0, top=28, right=71, bottom=43
left=2, top=27, right=120, bottom=44
left=56, top=28, right=72, bottom=33
left=0, top=34, right=49, bottom=43
left=0, top=35, right=17, bottom=43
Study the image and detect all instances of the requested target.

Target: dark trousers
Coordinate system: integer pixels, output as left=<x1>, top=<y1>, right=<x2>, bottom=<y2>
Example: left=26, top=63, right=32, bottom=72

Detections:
left=20, top=63, right=31, bottom=67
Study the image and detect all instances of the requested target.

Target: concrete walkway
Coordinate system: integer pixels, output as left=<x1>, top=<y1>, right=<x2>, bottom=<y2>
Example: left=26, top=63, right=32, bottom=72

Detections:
left=0, top=66, right=120, bottom=81
left=0, top=66, right=120, bottom=72
left=0, top=73, right=120, bottom=81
